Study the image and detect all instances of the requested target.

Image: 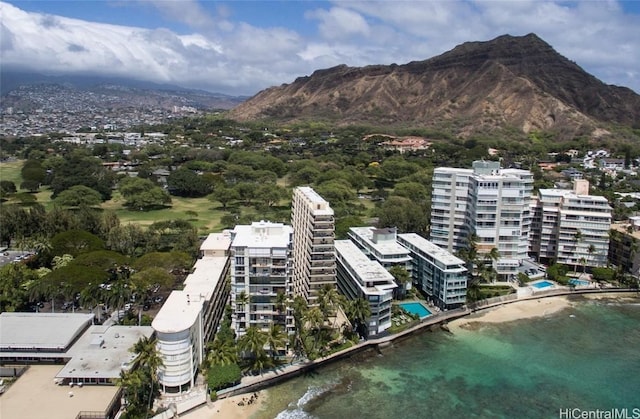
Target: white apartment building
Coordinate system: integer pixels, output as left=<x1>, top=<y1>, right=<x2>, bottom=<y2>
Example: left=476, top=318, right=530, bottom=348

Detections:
left=430, top=161, right=533, bottom=279
left=334, top=240, right=396, bottom=338
left=348, top=226, right=413, bottom=297
left=469, top=161, right=533, bottom=278
left=229, top=221, right=294, bottom=340
left=347, top=227, right=413, bottom=271
left=530, top=180, right=611, bottom=268
left=397, top=233, right=468, bottom=310
left=430, top=167, right=473, bottom=253
left=152, top=232, right=231, bottom=393
left=291, top=187, right=336, bottom=306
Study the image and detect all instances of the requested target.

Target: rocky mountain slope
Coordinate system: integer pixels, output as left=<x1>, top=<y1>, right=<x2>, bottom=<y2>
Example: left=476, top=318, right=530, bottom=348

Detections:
left=230, top=34, right=640, bottom=136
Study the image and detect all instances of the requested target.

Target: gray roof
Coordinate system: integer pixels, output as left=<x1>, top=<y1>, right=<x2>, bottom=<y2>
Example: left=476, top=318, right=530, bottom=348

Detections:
left=57, top=325, right=155, bottom=381
left=0, top=312, right=94, bottom=352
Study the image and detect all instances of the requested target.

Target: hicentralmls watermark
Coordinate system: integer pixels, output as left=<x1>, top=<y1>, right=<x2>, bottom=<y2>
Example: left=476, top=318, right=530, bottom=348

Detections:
left=559, top=408, right=640, bottom=419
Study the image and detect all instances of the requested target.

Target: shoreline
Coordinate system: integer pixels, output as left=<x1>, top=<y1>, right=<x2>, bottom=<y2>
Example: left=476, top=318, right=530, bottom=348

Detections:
left=180, top=290, right=638, bottom=418
left=449, top=291, right=639, bottom=332
left=448, top=296, right=572, bottom=332
left=181, top=390, right=268, bottom=419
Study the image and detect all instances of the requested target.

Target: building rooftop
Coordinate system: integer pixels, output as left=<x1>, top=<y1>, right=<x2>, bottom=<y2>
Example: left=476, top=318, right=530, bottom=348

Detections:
left=294, top=186, right=334, bottom=215
left=397, top=233, right=465, bottom=266
left=231, top=221, right=292, bottom=248
left=0, top=312, right=94, bottom=352
left=348, top=226, right=411, bottom=259
left=434, top=167, right=473, bottom=174
left=57, top=325, right=154, bottom=381
left=335, top=240, right=396, bottom=294
left=200, top=231, right=232, bottom=254
left=0, top=365, right=119, bottom=419
left=152, top=290, right=207, bottom=334
left=182, top=256, right=230, bottom=300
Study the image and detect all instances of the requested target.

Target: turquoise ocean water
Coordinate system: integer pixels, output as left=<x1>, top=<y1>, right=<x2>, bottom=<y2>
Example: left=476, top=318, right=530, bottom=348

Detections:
left=254, top=296, right=640, bottom=419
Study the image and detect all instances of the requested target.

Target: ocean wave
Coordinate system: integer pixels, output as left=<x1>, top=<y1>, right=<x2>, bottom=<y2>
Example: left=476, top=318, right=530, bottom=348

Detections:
left=274, top=383, right=337, bottom=419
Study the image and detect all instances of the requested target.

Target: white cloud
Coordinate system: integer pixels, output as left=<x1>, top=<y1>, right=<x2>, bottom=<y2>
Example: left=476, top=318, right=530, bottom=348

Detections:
left=0, top=0, right=638, bottom=95
left=306, top=6, right=371, bottom=40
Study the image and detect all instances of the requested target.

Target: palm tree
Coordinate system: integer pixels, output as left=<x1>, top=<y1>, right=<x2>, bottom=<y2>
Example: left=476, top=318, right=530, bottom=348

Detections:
left=274, top=291, right=287, bottom=315
left=238, top=326, right=268, bottom=374
left=291, top=296, right=309, bottom=359
left=304, top=306, right=325, bottom=332
left=238, top=326, right=267, bottom=358
left=579, top=257, right=587, bottom=276
left=304, top=306, right=325, bottom=355
left=582, top=243, right=596, bottom=273
left=120, top=336, right=163, bottom=418
left=265, top=324, right=287, bottom=360
left=79, top=283, right=104, bottom=323
left=573, top=229, right=583, bottom=273
left=487, top=247, right=500, bottom=262
left=105, top=280, right=132, bottom=323
left=348, top=298, right=371, bottom=338
left=206, top=339, right=238, bottom=367
left=317, top=284, right=340, bottom=326
left=235, top=290, right=249, bottom=311
left=389, top=265, right=410, bottom=299
left=132, top=336, right=163, bottom=373
left=466, top=278, right=481, bottom=303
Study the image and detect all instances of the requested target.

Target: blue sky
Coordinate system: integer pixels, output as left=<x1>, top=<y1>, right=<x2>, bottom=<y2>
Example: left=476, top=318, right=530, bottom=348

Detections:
left=2, top=1, right=639, bottom=95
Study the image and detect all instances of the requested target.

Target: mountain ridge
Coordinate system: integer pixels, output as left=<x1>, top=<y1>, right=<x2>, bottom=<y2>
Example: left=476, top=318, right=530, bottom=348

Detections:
left=229, top=34, right=640, bottom=137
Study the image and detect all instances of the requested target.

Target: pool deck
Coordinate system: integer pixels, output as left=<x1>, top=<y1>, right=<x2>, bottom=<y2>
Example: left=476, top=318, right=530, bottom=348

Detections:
left=397, top=301, right=434, bottom=317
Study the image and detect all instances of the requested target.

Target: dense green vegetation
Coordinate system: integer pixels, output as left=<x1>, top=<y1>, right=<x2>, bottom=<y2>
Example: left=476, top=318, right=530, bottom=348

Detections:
left=2, top=114, right=640, bottom=410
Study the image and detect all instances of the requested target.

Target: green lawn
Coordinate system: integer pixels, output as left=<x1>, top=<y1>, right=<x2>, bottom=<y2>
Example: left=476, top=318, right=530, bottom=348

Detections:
left=478, top=285, right=516, bottom=299
left=1, top=160, right=228, bottom=232
left=102, top=192, right=227, bottom=233
left=0, top=160, right=23, bottom=186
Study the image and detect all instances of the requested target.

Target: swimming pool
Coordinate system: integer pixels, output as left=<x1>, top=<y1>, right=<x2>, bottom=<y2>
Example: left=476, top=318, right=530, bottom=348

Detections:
left=531, top=280, right=554, bottom=289
left=399, top=302, right=432, bottom=318
left=569, top=279, right=590, bottom=286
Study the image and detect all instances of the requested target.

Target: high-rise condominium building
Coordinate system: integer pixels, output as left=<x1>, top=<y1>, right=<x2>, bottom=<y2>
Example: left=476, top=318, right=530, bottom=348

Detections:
left=530, top=180, right=611, bottom=268
left=430, top=167, right=473, bottom=253
left=229, top=221, right=294, bottom=341
left=291, top=187, right=336, bottom=306
left=430, top=161, right=533, bottom=279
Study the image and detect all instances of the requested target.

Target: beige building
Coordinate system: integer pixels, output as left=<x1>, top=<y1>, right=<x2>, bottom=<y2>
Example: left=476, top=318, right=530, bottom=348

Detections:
left=229, top=221, right=294, bottom=340
left=291, top=187, right=336, bottom=306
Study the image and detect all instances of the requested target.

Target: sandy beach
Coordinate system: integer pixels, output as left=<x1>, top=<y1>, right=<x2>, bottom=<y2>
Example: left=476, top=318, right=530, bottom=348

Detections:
left=449, top=296, right=573, bottom=331
left=180, top=390, right=268, bottom=419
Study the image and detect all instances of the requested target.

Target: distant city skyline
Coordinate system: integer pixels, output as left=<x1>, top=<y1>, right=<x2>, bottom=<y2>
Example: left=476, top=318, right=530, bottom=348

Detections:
left=1, top=1, right=639, bottom=96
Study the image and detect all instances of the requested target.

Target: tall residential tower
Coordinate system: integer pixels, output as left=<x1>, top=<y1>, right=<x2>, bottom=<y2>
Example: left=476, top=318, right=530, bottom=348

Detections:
left=430, top=161, right=534, bottom=279
left=291, top=187, right=336, bottom=306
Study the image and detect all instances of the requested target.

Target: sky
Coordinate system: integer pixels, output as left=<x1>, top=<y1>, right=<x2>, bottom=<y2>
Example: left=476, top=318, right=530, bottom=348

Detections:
left=1, top=0, right=639, bottom=96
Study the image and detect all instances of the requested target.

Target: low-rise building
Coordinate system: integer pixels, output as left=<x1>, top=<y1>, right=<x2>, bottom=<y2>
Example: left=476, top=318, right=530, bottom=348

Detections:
left=0, top=312, right=153, bottom=385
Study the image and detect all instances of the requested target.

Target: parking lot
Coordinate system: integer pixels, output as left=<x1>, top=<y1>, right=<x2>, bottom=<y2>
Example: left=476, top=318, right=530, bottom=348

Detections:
left=0, top=250, right=34, bottom=268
